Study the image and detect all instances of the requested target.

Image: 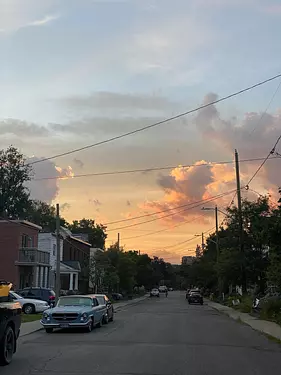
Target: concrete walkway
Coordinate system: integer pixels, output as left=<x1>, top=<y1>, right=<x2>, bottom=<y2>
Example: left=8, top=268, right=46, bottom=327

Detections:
left=208, top=300, right=281, bottom=341
left=20, top=294, right=149, bottom=337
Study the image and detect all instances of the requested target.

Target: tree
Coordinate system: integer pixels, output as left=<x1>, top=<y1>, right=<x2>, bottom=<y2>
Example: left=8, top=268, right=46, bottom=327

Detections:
left=68, top=218, right=107, bottom=249
left=26, top=200, right=68, bottom=231
left=0, top=146, right=32, bottom=218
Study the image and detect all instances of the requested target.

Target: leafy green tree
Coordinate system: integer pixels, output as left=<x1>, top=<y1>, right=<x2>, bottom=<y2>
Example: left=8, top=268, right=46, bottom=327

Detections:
left=26, top=200, right=68, bottom=231
left=68, top=218, right=107, bottom=249
left=0, top=146, right=32, bottom=218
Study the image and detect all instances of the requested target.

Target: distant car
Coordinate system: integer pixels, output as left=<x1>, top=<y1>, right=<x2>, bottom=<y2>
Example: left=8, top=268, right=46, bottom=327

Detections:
left=186, top=289, right=199, bottom=299
left=92, top=294, right=114, bottom=323
left=9, top=291, right=49, bottom=314
left=111, top=293, right=123, bottom=301
left=17, top=288, right=56, bottom=306
left=40, top=295, right=107, bottom=333
left=150, top=288, right=160, bottom=297
left=169, top=288, right=173, bottom=291
left=159, top=286, right=168, bottom=293
left=188, top=292, right=203, bottom=305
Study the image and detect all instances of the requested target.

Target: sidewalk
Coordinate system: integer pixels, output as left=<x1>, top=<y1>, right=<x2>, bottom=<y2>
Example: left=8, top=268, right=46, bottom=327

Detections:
left=20, top=294, right=149, bottom=337
left=207, top=300, right=281, bottom=341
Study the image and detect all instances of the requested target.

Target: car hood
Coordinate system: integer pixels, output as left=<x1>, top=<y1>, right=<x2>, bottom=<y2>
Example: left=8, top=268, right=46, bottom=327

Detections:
left=49, top=306, right=88, bottom=314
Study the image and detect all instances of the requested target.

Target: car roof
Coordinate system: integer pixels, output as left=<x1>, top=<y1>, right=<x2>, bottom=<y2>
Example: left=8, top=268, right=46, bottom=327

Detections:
left=59, top=295, right=92, bottom=298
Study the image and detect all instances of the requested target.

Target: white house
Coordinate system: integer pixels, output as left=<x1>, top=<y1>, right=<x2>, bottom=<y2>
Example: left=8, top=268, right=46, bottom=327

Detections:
left=38, top=232, right=80, bottom=291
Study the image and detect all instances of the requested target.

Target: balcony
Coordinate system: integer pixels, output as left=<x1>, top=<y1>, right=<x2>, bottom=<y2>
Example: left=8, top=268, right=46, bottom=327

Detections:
left=15, top=248, right=50, bottom=266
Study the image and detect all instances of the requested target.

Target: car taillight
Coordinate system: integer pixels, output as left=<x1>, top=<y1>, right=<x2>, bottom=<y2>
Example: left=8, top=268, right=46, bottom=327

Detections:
left=49, top=296, right=55, bottom=301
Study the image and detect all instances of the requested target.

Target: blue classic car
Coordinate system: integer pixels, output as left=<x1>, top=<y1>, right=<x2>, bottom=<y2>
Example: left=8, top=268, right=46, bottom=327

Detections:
left=40, top=295, right=107, bottom=333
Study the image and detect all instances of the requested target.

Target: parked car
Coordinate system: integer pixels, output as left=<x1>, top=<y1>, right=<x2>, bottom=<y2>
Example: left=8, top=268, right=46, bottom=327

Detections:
left=111, top=293, right=123, bottom=301
left=93, top=294, right=114, bottom=323
left=9, top=291, right=49, bottom=314
left=186, top=289, right=199, bottom=299
left=40, top=295, right=107, bottom=333
left=17, top=287, right=56, bottom=306
left=188, top=292, right=203, bottom=305
left=0, top=281, right=21, bottom=366
left=150, top=288, right=160, bottom=297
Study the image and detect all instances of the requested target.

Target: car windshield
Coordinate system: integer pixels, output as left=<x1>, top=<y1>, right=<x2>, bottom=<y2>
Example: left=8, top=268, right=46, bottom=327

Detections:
left=10, top=292, right=23, bottom=299
left=57, top=297, right=92, bottom=307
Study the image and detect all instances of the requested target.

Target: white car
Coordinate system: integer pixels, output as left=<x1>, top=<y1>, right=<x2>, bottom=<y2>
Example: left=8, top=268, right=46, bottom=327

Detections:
left=150, top=288, right=160, bottom=297
left=159, top=286, right=168, bottom=293
left=9, top=291, right=49, bottom=314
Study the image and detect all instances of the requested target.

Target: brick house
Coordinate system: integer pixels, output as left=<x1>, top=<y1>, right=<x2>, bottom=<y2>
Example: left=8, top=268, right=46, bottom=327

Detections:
left=0, top=220, right=50, bottom=290
left=62, top=235, right=91, bottom=294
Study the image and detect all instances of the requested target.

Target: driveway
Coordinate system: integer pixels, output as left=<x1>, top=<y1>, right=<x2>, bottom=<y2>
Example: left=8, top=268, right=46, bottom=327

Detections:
left=2, top=291, right=281, bottom=375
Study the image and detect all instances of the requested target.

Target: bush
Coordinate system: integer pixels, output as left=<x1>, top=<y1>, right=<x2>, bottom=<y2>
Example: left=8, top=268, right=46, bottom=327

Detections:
left=260, top=298, right=281, bottom=325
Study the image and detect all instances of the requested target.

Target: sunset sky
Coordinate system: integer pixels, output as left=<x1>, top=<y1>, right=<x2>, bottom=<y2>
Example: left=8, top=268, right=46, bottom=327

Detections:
left=1, top=0, right=281, bottom=263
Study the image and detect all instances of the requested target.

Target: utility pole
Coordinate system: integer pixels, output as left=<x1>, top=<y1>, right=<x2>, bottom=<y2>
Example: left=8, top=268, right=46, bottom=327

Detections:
left=215, top=206, right=219, bottom=263
left=117, top=232, right=120, bottom=251
left=201, top=232, right=205, bottom=252
left=55, top=203, right=61, bottom=304
left=235, top=149, right=246, bottom=293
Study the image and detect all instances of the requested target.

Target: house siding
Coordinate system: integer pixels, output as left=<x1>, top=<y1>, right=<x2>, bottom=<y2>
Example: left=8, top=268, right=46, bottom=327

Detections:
left=0, top=221, right=40, bottom=289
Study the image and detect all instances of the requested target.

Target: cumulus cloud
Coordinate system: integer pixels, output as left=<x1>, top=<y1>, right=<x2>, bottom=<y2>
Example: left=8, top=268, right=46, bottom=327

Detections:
left=26, top=157, right=74, bottom=203
left=194, top=92, right=281, bottom=194
left=137, top=92, right=281, bottom=225
left=141, top=161, right=236, bottom=225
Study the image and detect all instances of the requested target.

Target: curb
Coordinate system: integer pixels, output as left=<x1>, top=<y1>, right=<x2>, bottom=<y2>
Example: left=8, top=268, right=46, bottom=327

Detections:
left=207, top=300, right=281, bottom=341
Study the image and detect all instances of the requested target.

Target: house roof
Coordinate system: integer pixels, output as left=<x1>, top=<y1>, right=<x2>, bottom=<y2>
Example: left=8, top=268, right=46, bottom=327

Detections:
left=69, top=235, right=91, bottom=247
left=61, top=261, right=81, bottom=272
left=0, top=220, right=42, bottom=231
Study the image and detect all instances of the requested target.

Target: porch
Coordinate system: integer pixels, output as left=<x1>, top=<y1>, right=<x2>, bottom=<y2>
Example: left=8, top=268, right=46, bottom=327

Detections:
left=59, top=261, right=81, bottom=292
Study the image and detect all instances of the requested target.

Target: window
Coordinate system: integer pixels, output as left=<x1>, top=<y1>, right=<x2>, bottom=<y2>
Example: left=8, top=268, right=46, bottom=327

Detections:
left=53, top=244, right=56, bottom=256
left=96, top=296, right=105, bottom=305
left=92, top=298, right=99, bottom=307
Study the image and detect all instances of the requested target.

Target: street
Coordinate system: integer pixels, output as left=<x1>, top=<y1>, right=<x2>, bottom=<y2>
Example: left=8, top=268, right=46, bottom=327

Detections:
left=3, top=291, right=281, bottom=375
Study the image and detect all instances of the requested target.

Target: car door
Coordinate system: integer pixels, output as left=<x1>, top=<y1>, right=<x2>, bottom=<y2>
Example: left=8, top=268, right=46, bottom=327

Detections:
left=92, top=297, right=102, bottom=324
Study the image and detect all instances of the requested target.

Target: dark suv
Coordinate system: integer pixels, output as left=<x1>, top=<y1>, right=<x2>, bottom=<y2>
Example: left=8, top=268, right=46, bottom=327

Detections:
left=17, top=288, right=55, bottom=306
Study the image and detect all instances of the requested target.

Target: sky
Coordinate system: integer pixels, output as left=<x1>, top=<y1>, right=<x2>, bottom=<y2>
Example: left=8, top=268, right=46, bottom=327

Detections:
left=1, top=0, right=281, bottom=263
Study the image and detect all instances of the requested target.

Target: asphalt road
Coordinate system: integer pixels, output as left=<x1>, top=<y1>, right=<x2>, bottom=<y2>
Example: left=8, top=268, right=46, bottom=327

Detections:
left=2, top=291, right=281, bottom=375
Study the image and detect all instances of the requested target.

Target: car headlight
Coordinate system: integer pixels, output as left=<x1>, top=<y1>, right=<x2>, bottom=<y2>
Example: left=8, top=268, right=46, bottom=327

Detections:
left=43, top=312, right=50, bottom=321
left=81, top=313, right=88, bottom=321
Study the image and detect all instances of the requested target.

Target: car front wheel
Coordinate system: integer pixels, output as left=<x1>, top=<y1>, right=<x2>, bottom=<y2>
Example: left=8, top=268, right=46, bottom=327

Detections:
left=45, top=328, right=53, bottom=334
left=23, top=304, right=35, bottom=314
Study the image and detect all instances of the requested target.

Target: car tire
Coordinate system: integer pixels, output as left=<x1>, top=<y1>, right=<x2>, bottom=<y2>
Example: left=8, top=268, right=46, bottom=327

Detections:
left=200, top=301, right=203, bottom=305
left=45, top=328, right=53, bottom=334
left=87, top=319, right=94, bottom=332
left=157, top=295, right=160, bottom=298
left=23, top=304, right=35, bottom=315
left=0, top=325, right=15, bottom=366
left=188, top=301, right=191, bottom=304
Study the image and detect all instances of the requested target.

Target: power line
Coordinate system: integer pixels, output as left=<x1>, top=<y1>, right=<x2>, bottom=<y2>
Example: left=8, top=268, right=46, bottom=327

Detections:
left=246, top=135, right=281, bottom=187
left=148, top=226, right=216, bottom=252
left=105, top=189, right=238, bottom=226
left=106, top=189, right=237, bottom=232
left=27, top=73, right=281, bottom=166
left=33, top=156, right=280, bottom=181
left=248, top=79, right=281, bottom=137
left=122, top=216, right=200, bottom=241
